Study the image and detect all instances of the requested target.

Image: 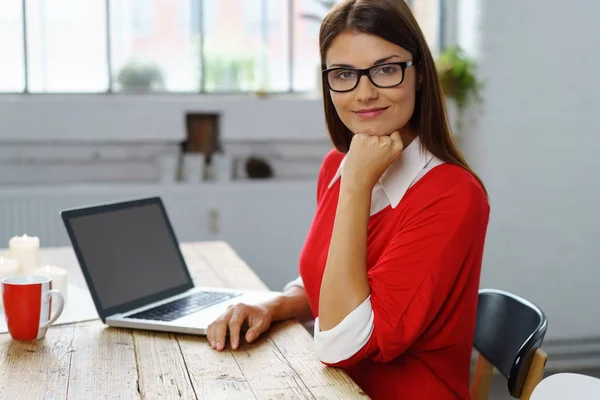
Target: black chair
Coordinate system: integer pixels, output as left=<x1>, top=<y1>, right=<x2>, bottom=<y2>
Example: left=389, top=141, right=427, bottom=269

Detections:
left=470, top=288, right=548, bottom=400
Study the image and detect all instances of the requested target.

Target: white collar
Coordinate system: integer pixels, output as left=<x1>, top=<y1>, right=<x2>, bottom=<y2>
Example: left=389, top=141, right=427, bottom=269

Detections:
left=327, top=136, right=435, bottom=209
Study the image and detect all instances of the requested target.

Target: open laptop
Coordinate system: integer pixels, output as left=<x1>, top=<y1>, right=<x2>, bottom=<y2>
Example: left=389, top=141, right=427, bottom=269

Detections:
left=60, top=196, right=279, bottom=335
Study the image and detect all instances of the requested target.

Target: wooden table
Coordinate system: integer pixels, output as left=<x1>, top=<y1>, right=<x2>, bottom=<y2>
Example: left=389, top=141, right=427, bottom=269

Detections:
left=0, top=242, right=367, bottom=400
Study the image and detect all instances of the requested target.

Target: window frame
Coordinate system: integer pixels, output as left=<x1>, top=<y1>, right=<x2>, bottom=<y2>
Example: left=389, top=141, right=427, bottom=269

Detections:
left=2, top=0, right=445, bottom=95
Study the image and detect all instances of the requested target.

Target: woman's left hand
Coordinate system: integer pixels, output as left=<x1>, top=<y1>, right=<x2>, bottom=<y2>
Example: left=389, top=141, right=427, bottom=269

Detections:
left=341, top=131, right=404, bottom=192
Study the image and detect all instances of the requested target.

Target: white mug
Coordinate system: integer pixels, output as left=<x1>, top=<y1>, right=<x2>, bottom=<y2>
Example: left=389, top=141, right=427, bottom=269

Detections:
left=2, top=275, right=65, bottom=340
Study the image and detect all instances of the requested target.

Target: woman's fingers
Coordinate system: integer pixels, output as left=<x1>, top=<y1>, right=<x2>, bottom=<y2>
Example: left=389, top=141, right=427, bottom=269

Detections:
left=207, top=321, right=218, bottom=348
left=207, top=303, right=273, bottom=350
left=209, top=307, right=234, bottom=351
left=245, top=325, right=262, bottom=343
left=214, top=319, right=229, bottom=351
left=228, top=306, right=248, bottom=350
left=245, top=312, right=270, bottom=343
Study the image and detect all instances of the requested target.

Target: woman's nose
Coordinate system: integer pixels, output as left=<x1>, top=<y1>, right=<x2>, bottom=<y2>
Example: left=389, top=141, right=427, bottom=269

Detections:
left=355, top=75, right=378, bottom=102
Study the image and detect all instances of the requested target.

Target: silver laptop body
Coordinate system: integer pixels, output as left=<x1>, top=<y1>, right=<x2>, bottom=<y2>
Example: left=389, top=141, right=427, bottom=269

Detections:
left=61, top=197, right=279, bottom=335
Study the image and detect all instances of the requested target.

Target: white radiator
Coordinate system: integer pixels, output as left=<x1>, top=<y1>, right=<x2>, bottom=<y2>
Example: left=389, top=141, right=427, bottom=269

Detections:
left=0, top=186, right=186, bottom=247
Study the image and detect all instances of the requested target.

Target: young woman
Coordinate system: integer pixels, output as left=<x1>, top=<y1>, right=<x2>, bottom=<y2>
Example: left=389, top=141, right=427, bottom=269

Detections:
left=207, top=1, right=490, bottom=398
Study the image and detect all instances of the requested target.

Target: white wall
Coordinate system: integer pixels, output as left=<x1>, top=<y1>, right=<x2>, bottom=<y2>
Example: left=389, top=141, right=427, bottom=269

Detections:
left=0, top=94, right=327, bottom=142
left=459, top=0, right=600, bottom=341
left=0, top=94, right=332, bottom=184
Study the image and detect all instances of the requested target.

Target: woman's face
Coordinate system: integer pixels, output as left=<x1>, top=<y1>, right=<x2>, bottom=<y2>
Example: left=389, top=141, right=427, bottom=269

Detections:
left=325, top=31, right=418, bottom=138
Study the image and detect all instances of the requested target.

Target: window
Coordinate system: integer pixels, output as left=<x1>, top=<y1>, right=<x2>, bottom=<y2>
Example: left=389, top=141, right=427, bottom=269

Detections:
left=2, top=0, right=443, bottom=94
left=179, top=0, right=201, bottom=35
left=0, top=1, right=25, bottom=92
left=412, top=0, right=442, bottom=56
left=264, top=0, right=290, bottom=92
left=131, top=0, right=154, bottom=36
left=292, top=0, right=329, bottom=92
left=26, top=0, right=108, bottom=92
left=109, top=0, right=199, bottom=92
left=242, top=0, right=262, bottom=37
left=203, top=0, right=289, bottom=92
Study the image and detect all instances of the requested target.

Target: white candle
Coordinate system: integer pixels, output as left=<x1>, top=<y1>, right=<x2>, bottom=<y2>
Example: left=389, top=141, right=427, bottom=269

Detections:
left=0, top=257, right=20, bottom=307
left=9, top=234, right=40, bottom=274
left=32, top=265, right=68, bottom=303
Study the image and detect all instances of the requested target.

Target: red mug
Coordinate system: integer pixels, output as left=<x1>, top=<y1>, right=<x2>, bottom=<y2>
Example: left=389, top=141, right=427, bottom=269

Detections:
left=2, top=275, right=65, bottom=340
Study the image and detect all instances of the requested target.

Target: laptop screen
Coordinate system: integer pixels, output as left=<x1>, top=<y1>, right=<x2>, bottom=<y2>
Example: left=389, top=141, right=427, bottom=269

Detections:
left=63, top=199, right=193, bottom=318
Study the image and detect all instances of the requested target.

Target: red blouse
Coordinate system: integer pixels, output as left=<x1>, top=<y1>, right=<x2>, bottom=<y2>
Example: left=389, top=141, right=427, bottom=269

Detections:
left=299, top=149, right=490, bottom=399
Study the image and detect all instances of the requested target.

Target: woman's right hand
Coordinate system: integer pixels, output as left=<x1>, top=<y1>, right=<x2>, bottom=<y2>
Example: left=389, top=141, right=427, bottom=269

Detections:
left=207, top=303, right=273, bottom=351
left=342, top=131, right=404, bottom=192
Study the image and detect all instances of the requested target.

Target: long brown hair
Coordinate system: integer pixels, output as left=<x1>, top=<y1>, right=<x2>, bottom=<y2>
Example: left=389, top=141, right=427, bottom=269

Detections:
left=320, top=0, right=486, bottom=193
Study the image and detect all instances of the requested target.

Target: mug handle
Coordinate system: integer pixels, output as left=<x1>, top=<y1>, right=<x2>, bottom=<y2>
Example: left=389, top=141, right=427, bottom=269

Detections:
left=40, top=289, right=65, bottom=329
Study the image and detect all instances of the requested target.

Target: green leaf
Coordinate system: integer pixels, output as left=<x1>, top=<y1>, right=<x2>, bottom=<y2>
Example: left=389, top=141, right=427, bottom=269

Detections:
left=436, top=46, right=483, bottom=112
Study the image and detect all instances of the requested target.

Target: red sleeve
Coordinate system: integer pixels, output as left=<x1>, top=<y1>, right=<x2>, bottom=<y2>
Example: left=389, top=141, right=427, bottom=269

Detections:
left=324, top=179, right=489, bottom=368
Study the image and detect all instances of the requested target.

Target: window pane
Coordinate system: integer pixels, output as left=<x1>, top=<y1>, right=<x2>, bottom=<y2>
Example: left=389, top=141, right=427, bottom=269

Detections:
left=0, top=1, right=25, bottom=92
left=292, top=0, right=333, bottom=92
left=26, top=0, right=108, bottom=92
left=411, top=0, right=441, bottom=55
left=109, top=0, right=200, bottom=92
left=203, top=0, right=289, bottom=92
left=264, top=0, right=290, bottom=92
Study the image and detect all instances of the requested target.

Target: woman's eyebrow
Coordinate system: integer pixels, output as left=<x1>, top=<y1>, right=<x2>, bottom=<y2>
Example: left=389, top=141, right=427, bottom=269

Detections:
left=327, top=55, right=403, bottom=69
left=328, top=62, right=354, bottom=68
left=372, top=55, right=402, bottom=65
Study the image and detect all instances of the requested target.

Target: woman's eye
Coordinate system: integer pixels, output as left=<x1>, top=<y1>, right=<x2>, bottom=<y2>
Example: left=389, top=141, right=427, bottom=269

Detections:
left=335, top=71, right=356, bottom=80
left=373, top=65, right=399, bottom=75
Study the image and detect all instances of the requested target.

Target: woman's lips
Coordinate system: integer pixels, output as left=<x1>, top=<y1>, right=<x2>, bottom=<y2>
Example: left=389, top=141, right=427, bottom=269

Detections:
left=354, top=107, right=389, bottom=119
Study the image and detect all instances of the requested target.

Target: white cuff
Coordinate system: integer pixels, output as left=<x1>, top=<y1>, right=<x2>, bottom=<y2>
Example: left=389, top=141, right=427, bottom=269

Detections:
left=283, top=276, right=304, bottom=292
left=314, top=296, right=375, bottom=364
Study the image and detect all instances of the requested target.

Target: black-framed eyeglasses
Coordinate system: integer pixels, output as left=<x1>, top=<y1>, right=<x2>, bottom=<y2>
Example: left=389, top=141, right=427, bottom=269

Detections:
left=322, top=61, right=414, bottom=93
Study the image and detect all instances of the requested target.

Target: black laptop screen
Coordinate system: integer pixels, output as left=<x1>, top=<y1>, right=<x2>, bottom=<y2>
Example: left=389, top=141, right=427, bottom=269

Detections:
left=67, top=202, right=192, bottom=311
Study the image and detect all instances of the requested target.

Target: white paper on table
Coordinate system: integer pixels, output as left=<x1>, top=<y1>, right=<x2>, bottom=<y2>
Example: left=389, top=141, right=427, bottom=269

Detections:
left=0, top=283, right=100, bottom=334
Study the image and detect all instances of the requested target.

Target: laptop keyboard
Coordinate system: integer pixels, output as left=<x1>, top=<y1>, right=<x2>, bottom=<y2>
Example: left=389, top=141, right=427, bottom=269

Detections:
left=127, top=291, right=242, bottom=322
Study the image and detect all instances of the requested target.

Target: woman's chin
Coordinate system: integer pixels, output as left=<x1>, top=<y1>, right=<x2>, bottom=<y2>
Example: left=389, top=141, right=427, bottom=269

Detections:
left=349, top=120, right=398, bottom=136
left=352, top=128, right=394, bottom=136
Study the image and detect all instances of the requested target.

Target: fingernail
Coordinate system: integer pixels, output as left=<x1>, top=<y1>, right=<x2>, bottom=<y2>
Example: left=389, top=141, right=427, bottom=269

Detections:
left=232, top=339, right=238, bottom=349
left=217, top=341, right=222, bottom=350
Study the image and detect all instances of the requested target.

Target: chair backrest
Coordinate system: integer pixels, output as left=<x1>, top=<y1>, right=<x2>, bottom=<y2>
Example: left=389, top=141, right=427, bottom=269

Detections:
left=473, top=289, right=548, bottom=398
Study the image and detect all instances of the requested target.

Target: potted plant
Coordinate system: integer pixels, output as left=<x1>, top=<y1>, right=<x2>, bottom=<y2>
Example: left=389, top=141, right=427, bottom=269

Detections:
left=116, top=61, right=165, bottom=93
left=436, top=46, right=483, bottom=133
